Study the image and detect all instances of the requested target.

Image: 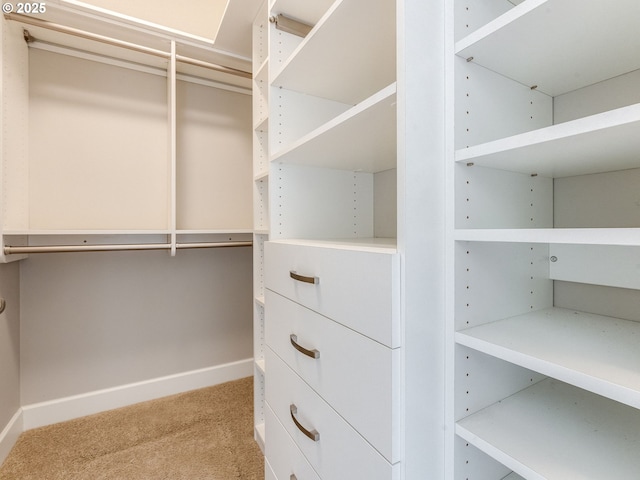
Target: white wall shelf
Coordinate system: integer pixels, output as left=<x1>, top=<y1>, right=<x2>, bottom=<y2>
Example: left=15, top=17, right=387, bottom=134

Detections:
left=455, top=0, right=640, bottom=97
left=454, top=228, right=640, bottom=245
left=456, top=379, right=640, bottom=479
left=456, top=103, right=640, bottom=178
left=457, top=307, right=640, bottom=409
left=271, top=0, right=395, bottom=105
left=271, top=83, right=396, bottom=172
left=450, top=2, right=640, bottom=478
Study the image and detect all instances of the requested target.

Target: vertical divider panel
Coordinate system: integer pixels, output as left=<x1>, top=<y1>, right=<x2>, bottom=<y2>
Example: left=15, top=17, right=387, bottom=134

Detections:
left=168, top=40, right=177, bottom=255
left=1, top=19, right=29, bottom=262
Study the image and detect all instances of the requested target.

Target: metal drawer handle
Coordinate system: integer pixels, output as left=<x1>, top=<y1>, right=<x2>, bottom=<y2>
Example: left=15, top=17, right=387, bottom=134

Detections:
left=290, top=271, right=319, bottom=284
left=290, top=404, right=320, bottom=441
left=290, top=334, right=320, bottom=359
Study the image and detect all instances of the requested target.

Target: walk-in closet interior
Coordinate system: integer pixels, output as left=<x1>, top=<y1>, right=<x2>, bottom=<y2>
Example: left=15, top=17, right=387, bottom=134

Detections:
left=0, top=0, right=259, bottom=467
left=3, top=0, right=640, bottom=479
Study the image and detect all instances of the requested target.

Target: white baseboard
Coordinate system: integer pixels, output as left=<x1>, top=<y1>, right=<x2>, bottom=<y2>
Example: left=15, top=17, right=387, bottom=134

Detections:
left=22, top=358, right=254, bottom=431
left=0, top=409, right=23, bottom=466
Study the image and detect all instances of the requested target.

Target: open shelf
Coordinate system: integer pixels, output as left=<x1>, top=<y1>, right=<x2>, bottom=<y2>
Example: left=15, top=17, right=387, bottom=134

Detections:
left=271, top=83, right=396, bottom=172
left=455, top=103, right=640, bottom=178
left=271, top=0, right=395, bottom=104
left=457, top=378, right=640, bottom=479
left=455, top=0, right=640, bottom=97
left=273, top=237, right=397, bottom=254
left=454, top=228, right=640, bottom=245
left=457, top=307, right=640, bottom=409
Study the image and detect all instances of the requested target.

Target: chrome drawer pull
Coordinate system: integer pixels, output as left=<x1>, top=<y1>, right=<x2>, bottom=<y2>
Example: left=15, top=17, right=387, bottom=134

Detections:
left=290, top=404, right=320, bottom=441
left=290, top=334, right=320, bottom=359
left=290, top=271, right=319, bottom=284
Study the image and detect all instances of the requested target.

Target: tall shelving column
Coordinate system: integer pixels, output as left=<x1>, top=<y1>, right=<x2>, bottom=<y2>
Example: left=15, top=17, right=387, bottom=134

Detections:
left=448, top=1, right=640, bottom=479
left=251, top=0, right=269, bottom=452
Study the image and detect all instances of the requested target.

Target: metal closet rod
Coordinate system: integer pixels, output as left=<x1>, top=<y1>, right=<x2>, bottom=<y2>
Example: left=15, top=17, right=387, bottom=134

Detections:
left=3, top=241, right=253, bottom=255
left=5, top=13, right=252, bottom=79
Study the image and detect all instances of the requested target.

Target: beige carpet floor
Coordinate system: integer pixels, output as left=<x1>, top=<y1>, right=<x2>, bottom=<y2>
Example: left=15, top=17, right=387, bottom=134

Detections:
left=0, top=377, right=264, bottom=480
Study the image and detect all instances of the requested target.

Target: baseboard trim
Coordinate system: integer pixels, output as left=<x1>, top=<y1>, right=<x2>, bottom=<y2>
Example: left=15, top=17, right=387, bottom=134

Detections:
left=0, top=409, right=23, bottom=465
left=22, top=358, right=254, bottom=430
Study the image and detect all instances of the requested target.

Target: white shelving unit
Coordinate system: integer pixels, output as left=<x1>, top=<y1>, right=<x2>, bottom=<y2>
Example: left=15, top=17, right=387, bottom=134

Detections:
left=449, top=1, right=640, bottom=478
left=251, top=0, right=270, bottom=453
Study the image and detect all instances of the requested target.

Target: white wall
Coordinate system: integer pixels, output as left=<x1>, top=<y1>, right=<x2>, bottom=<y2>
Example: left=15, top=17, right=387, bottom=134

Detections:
left=20, top=247, right=252, bottom=404
left=0, top=262, right=20, bottom=426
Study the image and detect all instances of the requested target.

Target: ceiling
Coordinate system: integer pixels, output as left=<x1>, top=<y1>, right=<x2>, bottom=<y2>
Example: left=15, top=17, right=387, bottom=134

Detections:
left=43, top=0, right=263, bottom=62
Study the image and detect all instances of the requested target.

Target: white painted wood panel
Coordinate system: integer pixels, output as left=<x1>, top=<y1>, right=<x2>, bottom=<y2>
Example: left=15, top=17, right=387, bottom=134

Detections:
left=455, top=228, right=640, bottom=245
left=266, top=290, right=401, bottom=463
left=457, top=379, right=640, bottom=479
left=271, top=84, right=397, bottom=173
left=455, top=241, right=552, bottom=330
left=554, top=168, right=640, bottom=228
left=269, top=163, right=374, bottom=239
left=272, top=0, right=396, bottom=105
left=549, top=244, right=640, bottom=290
left=455, top=165, right=553, bottom=229
left=456, top=103, right=640, bottom=178
left=265, top=239, right=400, bottom=347
left=457, top=307, right=640, bottom=409
left=456, top=0, right=640, bottom=96
left=455, top=58, right=552, bottom=148
left=28, top=49, right=169, bottom=230
left=265, top=404, right=321, bottom=480
left=265, top=348, right=400, bottom=480
left=176, top=80, right=252, bottom=230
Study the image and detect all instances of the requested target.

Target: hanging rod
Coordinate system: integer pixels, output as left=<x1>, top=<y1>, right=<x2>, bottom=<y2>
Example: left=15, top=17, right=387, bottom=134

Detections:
left=4, top=13, right=252, bottom=79
left=3, top=241, right=252, bottom=255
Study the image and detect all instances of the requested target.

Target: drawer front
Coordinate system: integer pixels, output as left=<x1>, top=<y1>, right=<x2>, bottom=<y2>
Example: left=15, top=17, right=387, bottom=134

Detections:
left=265, top=403, right=321, bottom=480
left=266, top=289, right=400, bottom=463
left=266, top=348, right=399, bottom=480
left=264, top=241, right=400, bottom=347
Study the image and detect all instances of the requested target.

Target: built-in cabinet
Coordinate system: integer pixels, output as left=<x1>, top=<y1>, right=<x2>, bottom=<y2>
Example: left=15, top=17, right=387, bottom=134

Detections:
left=449, top=0, right=640, bottom=478
left=253, top=0, right=403, bottom=477
left=256, top=0, right=640, bottom=479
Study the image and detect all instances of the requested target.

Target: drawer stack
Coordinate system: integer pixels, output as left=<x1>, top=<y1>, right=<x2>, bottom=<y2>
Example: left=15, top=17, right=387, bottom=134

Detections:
left=264, top=239, right=401, bottom=479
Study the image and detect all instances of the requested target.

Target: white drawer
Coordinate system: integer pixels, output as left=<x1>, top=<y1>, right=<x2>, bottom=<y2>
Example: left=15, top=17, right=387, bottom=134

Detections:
left=265, top=403, right=321, bottom=480
left=266, top=348, right=400, bottom=480
left=264, top=240, right=400, bottom=347
left=265, top=289, right=400, bottom=463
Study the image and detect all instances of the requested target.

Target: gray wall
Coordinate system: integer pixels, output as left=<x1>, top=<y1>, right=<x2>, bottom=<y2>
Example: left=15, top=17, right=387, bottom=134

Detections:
left=20, top=247, right=252, bottom=404
left=0, top=261, right=20, bottom=427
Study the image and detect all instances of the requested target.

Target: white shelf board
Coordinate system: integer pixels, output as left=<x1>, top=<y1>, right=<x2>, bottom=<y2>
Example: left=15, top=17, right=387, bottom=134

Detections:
left=456, top=0, right=640, bottom=96
left=254, top=170, right=269, bottom=182
left=455, top=228, right=640, bottom=246
left=253, top=229, right=270, bottom=236
left=254, top=57, right=268, bottom=80
left=2, top=229, right=172, bottom=236
left=457, top=378, right=640, bottom=479
left=457, top=307, right=640, bottom=409
left=271, top=237, right=397, bottom=254
left=456, top=103, right=640, bottom=178
left=255, top=359, right=266, bottom=375
left=254, top=422, right=265, bottom=452
left=271, top=84, right=396, bottom=172
left=254, top=115, right=269, bottom=133
left=271, top=0, right=395, bottom=104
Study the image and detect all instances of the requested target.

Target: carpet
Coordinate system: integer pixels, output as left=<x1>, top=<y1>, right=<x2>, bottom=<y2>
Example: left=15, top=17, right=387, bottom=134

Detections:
left=0, top=377, right=264, bottom=479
